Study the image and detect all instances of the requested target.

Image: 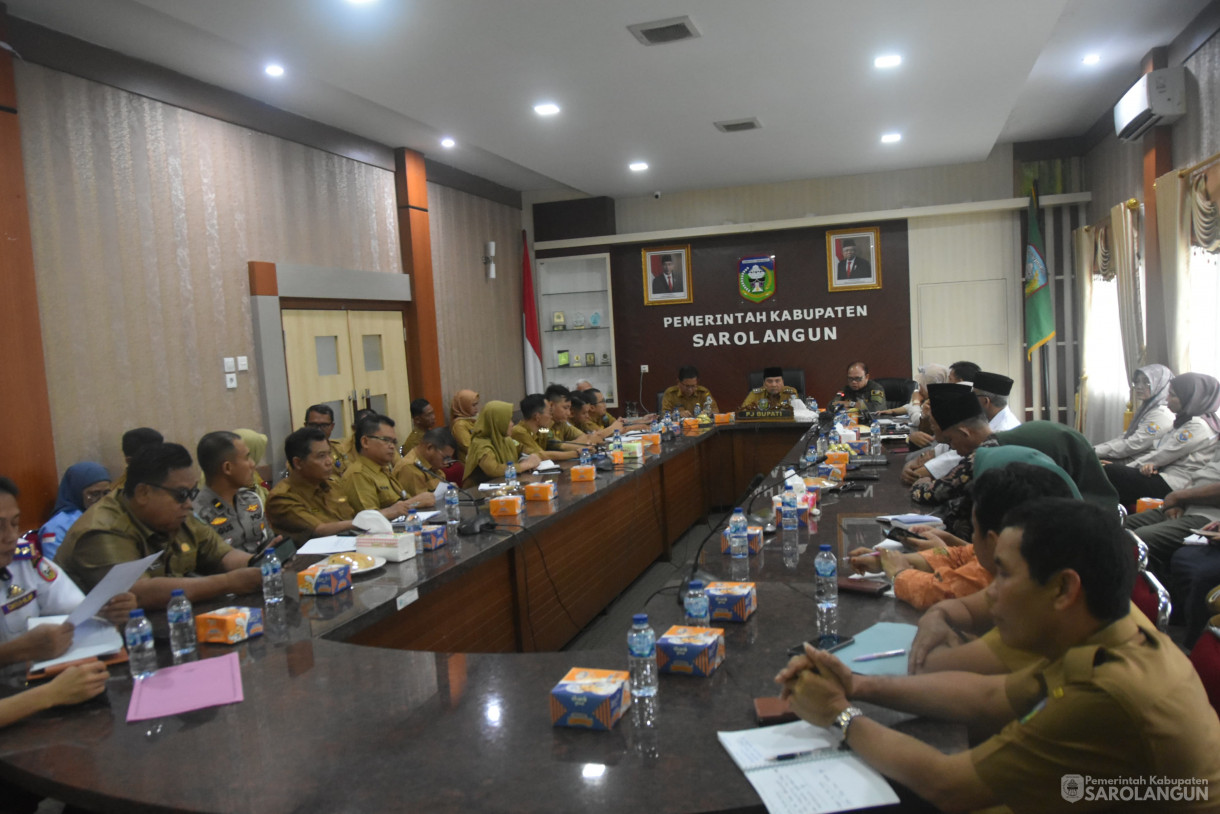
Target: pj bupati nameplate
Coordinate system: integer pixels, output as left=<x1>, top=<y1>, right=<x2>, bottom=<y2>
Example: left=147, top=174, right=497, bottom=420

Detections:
left=734, top=408, right=795, bottom=423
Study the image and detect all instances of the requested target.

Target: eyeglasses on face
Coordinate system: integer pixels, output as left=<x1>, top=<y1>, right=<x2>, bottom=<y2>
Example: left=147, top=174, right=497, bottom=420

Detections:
left=368, top=435, right=398, bottom=446
left=145, top=483, right=200, bottom=504
left=305, top=421, right=334, bottom=430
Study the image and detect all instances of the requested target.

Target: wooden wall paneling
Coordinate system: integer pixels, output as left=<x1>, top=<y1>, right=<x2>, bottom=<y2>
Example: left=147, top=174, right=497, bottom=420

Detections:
left=346, top=553, right=519, bottom=653
left=394, top=148, right=444, bottom=414
left=0, top=6, right=58, bottom=522
left=660, top=445, right=705, bottom=547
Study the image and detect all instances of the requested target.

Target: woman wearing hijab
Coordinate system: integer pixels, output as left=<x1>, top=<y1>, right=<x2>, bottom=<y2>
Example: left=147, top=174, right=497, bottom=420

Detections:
left=1104, top=372, right=1220, bottom=510
left=234, top=428, right=271, bottom=502
left=461, top=401, right=543, bottom=488
left=905, top=364, right=951, bottom=448
left=449, top=390, right=480, bottom=459
left=37, top=463, right=111, bottom=559
left=1095, top=364, right=1175, bottom=462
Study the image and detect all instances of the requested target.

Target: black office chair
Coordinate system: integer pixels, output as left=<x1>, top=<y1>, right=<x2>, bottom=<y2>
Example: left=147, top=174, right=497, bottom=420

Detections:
left=873, top=377, right=917, bottom=409
left=656, top=391, right=666, bottom=414
left=746, top=369, right=805, bottom=399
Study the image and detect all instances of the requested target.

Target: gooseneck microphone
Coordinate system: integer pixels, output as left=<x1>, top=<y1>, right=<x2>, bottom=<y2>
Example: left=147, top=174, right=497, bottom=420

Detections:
left=679, top=472, right=769, bottom=604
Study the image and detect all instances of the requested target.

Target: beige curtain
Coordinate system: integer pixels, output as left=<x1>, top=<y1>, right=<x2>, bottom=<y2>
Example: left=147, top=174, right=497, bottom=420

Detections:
left=1073, top=226, right=1094, bottom=433
left=1110, top=200, right=1145, bottom=376
left=1157, top=168, right=1192, bottom=373
left=1159, top=160, right=1220, bottom=375
left=1074, top=222, right=1128, bottom=443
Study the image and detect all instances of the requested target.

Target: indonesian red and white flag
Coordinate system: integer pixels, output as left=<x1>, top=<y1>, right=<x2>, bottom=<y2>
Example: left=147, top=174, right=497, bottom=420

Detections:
left=522, top=230, right=545, bottom=394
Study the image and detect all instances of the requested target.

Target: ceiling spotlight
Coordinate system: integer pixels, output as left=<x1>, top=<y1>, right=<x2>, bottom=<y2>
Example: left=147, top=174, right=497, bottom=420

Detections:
left=629, top=161, right=649, bottom=172
left=874, top=54, right=902, bottom=69
left=440, top=137, right=456, bottom=149
left=881, top=132, right=902, bottom=144
left=534, top=102, right=561, bottom=116
left=264, top=63, right=285, bottom=77
left=1082, top=53, right=1101, bottom=66
left=345, top=0, right=378, bottom=4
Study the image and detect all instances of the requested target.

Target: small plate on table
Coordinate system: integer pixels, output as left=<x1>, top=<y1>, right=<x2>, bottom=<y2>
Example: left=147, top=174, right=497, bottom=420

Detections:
left=324, top=552, right=387, bottom=575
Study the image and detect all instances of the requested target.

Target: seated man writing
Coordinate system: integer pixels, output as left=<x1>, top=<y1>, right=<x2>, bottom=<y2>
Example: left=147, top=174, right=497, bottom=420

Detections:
left=339, top=414, right=434, bottom=514
left=55, top=443, right=261, bottom=608
left=662, top=365, right=719, bottom=417
left=392, top=427, right=456, bottom=497
left=778, top=498, right=1220, bottom=812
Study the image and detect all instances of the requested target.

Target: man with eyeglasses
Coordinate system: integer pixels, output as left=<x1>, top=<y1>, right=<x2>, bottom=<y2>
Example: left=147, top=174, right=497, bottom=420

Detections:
left=54, top=443, right=261, bottom=608
left=338, top=414, right=435, bottom=514
left=831, top=361, right=887, bottom=412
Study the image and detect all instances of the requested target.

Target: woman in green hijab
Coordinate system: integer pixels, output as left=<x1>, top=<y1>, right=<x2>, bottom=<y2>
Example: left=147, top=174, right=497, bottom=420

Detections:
left=235, top=428, right=270, bottom=502
left=462, top=401, right=543, bottom=488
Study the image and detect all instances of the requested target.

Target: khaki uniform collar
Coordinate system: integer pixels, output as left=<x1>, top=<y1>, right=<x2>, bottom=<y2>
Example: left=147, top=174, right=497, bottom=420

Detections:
left=115, top=493, right=169, bottom=544
left=287, top=470, right=332, bottom=495
left=1060, top=613, right=1145, bottom=683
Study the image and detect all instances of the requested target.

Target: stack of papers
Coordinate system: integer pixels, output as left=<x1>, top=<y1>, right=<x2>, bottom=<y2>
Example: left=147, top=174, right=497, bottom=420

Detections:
left=127, top=652, right=244, bottom=722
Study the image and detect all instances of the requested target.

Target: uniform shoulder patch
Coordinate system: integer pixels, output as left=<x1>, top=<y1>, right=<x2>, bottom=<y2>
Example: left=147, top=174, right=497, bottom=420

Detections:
left=1178, top=430, right=1193, bottom=442
left=752, top=387, right=763, bottom=393
left=1145, top=423, right=1160, bottom=434
left=35, top=557, right=58, bottom=582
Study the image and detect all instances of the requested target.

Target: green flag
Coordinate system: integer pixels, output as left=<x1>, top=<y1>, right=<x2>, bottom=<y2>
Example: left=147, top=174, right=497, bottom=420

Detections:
left=1023, top=185, right=1055, bottom=360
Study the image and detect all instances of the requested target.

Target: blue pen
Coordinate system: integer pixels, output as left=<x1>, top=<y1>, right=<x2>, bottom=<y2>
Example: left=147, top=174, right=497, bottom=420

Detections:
left=853, top=648, right=906, bottom=662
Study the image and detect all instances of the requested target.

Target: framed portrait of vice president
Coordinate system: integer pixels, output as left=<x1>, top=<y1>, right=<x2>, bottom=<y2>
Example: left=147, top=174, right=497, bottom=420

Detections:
left=826, top=227, right=881, bottom=292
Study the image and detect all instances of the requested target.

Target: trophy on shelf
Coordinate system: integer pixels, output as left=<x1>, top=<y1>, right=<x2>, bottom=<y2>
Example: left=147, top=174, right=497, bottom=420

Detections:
left=585, top=353, right=597, bottom=367
left=589, top=311, right=602, bottom=328
left=601, top=353, right=611, bottom=366
left=552, top=311, right=566, bottom=331
left=557, top=349, right=570, bottom=367
left=572, top=311, right=587, bottom=330
left=571, top=354, right=583, bottom=368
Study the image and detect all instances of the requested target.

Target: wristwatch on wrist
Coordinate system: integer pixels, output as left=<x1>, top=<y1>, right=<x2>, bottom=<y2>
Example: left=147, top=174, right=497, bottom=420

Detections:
left=831, top=705, right=865, bottom=747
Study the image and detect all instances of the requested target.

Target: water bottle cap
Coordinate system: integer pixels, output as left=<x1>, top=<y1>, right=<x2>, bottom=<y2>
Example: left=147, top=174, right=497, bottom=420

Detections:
left=129, top=609, right=145, bottom=618
left=819, top=543, right=832, bottom=551
left=633, top=613, right=648, bottom=624
left=689, top=580, right=702, bottom=590
left=734, top=506, right=744, bottom=512
left=170, top=589, right=185, bottom=597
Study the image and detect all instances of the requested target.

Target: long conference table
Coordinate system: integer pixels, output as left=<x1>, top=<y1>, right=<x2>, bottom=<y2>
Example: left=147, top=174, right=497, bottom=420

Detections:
left=0, top=422, right=961, bottom=813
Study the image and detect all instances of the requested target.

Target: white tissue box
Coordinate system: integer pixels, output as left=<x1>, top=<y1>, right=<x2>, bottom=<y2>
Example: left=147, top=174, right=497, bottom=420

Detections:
left=356, top=532, right=416, bottom=562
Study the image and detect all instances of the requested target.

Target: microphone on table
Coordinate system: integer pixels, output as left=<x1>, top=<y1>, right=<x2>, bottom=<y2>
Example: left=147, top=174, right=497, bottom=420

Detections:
left=679, top=473, right=769, bottom=605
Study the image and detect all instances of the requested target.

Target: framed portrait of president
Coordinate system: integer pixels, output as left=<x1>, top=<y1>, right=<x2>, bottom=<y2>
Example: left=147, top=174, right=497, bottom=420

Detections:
left=826, top=227, right=881, bottom=292
left=642, top=245, right=693, bottom=305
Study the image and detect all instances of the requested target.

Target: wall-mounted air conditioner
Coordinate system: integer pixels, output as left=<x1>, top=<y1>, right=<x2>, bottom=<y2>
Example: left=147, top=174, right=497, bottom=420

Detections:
left=1114, top=66, right=1186, bottom=142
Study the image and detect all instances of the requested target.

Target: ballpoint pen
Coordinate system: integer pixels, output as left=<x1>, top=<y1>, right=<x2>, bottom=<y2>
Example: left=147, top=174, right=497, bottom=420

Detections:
left=853, top=648, right=906, bottom=662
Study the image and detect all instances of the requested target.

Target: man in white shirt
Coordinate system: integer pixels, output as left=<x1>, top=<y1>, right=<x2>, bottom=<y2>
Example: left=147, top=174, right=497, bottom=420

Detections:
left=909, top=372, right=1022, bottom=482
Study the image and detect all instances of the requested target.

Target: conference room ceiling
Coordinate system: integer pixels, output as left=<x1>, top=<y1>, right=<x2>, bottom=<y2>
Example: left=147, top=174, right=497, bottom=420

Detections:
left=10, top=0, right=1213, bottom=198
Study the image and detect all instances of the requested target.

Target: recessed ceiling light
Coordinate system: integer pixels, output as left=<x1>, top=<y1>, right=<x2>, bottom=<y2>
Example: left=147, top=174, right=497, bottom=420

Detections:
left=874, top=54, right=902, bottom=69
left=345, top=0, right=378, bottom=4
left=264, top=63, right=285, bottom=77
left=1082, top=53, right=1101, bottom=66
left=440, top=137, right=456, bottom=149
left=629, top=161, right=649, bottom=172
left=534, top=102, right=561, bottom=116
left=881, top=132, right=902, bottom=144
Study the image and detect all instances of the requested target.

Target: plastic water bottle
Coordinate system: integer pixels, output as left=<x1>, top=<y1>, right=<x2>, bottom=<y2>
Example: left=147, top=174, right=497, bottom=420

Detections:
left=167, top=589, right=197, bottom=663
left=809, top=396, right=819, bottom=414
left=612, top=429, right=623, bottom=450
left=692, top=401, right=702, bottom=417
left=729, top=507, right=748, bottom=559
left=505, top=461, right=519, bottom=490
left=261, top=545, right=284, bottom=605
left=445, top=483, right=461, bottom=528
left=704, top=396, right=714, bottom=416
left=870, top=422, right=882, bottom=455
left=405, top=510, right=422, bottom=536
left=814, top=544, right=839, bottom=642
left=579, top=447, right=591, bottom=466
left=125, top=609, right=157, bottom=679
left=781, top=483, right=798, bottom=531
left=817, top=432, right=828, bottom=457
left=684, top=581, right=710, bottom=627
left=627, top=613, right=659, bottom=697
left=650, top=415, right=660, bottom=434
left=829, top=425, right=841, bottom=447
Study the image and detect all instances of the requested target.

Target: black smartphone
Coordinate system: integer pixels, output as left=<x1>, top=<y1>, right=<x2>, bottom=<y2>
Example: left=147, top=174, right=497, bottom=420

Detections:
left=786, top=634, right=854, bottom=657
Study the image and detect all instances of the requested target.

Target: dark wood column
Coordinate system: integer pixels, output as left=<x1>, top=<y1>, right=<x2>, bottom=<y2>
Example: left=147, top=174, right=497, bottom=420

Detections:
left=1141, top=46, right=1173, bottom=364
left=0, top=3, right=59, bottom=521
left=394, top=148, right=443, bottom=413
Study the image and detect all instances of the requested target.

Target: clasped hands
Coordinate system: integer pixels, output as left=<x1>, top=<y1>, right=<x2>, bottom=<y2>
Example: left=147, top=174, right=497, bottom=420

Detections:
left=773, top=643, right=854, bottom=727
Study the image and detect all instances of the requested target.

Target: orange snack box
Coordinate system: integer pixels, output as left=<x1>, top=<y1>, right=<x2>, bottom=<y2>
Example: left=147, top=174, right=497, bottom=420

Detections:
left=489, top=495, right=525, bottom=516
left=1136, top=497, right=1164, bottom=513
left=524, top=481, right=558, bottom=501
left=571, top=465, right=596, bottom=482
left=549, top=668, right=631, bottom=730
left=196, top=606, right=264, bottom=644
left=640, top=433, right=662, bottom=449
left=713, top=413, right=733, bottom=424
left=297, top=563, right=352, bottom=595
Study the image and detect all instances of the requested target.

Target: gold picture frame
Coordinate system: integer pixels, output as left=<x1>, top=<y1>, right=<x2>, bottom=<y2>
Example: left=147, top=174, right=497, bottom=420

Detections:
left=642, top=245, right=693, bottom=305
left=826, top=227, right=882, bottom=292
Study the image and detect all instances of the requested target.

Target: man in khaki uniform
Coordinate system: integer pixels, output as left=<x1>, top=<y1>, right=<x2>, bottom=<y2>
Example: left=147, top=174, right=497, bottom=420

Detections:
left=56, top=443, right=261, bottom=609
left=661, top=365, right=718, bottom=417
left=267, top=428, right=361, bottom=543
left=511, top=395, right=582, bottom=461
left=303, top=404, right=349, bottom=475
left=402, top=399, right=436, bottom=454
left=339, top=415, right=434, bottom=514
left=740, top=366, right=798, bottom=410
left=544, top=385, right=596, bottom=445
left=778, top=499, right=1220, bottom=812
left=393, top=427, right=455, bottom=497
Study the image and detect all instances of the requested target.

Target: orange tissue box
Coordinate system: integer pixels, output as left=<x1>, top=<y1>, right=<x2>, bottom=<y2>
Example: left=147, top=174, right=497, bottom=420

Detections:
left=640, top=433, right=661, bottom=449
left=524, top=481, right=557, bottom=501
left=489, top=495, right=525, bottom=516
left=297, top=563, right=352, bottom=595
left=571, top=465, right=596, bottom=482
left=1135, top=497, right=1164, bottom=513
left=826, top=450, right=851, bottom=465
left=549, top=668, right=631, bottom=731
left=846, top=440, right=869, bottom=456
left=713, top=413, right=733, bottom=424
left=196, top=606, right=264, bottom=644
left=706, top=581, right=758, bottom=622
left=720, top=526, right=764, bottom=555
left=656, top=626, right=725, bottom=676
left=418, top=526, right=447, bottom=551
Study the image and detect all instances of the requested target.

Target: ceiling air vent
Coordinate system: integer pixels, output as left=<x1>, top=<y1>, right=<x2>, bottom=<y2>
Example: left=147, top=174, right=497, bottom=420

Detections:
left=714, top=117, right=762, bottom=134
left=627, top=16, right=701, bottom=46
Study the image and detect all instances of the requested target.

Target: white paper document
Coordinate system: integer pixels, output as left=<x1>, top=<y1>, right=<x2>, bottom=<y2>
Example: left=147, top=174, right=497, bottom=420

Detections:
left=718, top=721, right=897, bottom=814
left=28, top=616, right=124, bottom=673
left=67, top=551, right=163, bottom=626
left=298, top=535, right=358, bottom=555
left=478, top=482, right=506, bottom=492
left=533, top=459, right=560, bottom=472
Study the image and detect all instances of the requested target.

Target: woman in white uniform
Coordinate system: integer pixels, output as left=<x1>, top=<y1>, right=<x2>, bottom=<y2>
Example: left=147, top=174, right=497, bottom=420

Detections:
left=1094, top=364, right=1175, bottom=463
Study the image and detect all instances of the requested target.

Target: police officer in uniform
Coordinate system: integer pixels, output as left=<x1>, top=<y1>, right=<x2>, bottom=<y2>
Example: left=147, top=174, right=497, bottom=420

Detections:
left=741, top=366, right=799, bottom=410
left=393, top=427, right=456, bottom=497
left=192, top=431, right=271, bottom=554
left=339, top=415, right=435, bottom=514
left=662, top=365, right=718, bottom=417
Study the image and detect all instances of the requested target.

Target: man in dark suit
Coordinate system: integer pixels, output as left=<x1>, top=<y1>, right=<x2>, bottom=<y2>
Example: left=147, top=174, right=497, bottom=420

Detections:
left=836, top=239, right=872, bottom=280
left=651, top=254, right=684, bottom=295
